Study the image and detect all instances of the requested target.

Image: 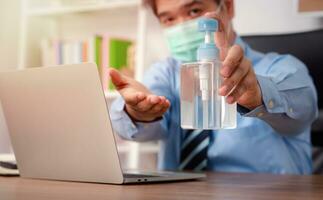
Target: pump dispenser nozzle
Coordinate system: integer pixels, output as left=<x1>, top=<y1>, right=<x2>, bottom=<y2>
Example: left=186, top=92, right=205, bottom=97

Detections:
left=197, top=18, right=219, bottom=102
left=197, top=18, right=219, bottom=61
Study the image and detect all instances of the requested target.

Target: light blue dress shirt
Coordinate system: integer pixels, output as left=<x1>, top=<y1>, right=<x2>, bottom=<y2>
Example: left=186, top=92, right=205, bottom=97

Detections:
left=110, top=37, right=318, bottom=175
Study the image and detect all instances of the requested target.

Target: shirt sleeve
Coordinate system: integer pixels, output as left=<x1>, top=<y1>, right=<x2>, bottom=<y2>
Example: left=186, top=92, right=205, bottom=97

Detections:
left=242, top=53, right=318, bottom=136
left=109, top=58, right=177, bottom=142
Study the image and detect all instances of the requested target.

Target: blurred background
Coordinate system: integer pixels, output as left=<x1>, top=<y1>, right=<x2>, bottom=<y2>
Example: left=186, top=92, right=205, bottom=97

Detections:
left=0, top=0, right=323, bottom=170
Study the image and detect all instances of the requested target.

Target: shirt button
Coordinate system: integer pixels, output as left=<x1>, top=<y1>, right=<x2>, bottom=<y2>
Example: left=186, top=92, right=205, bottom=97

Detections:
left=268, top=100, right=274, bottom=109
left=257, top=112, right=264, bottom=117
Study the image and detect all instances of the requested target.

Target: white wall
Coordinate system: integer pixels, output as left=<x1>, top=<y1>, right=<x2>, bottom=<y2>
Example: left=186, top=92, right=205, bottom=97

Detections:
left=233, top=0, right=323, bottom=35
left=0, top=0, right=20, bottom=70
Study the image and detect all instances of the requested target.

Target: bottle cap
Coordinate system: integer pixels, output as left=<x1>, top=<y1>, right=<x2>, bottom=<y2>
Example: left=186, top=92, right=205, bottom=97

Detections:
left=198, top=18, right=218, bottom=32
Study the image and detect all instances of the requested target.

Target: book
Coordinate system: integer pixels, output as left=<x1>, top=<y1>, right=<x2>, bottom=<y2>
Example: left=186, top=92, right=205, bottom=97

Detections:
left=101, top=35, right=110, bottom=92
left=108, top=38, right=133, bottom=90
left=40, top=35, right=133, bottom=91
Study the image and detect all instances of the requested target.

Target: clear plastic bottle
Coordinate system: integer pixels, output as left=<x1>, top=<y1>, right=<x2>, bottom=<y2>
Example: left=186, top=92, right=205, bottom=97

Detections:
left=180, top=18, right=237, bottom=130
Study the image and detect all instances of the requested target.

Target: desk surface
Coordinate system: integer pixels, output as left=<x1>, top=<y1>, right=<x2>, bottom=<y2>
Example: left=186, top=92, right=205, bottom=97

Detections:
left=1, top=173, right=323, bottom=200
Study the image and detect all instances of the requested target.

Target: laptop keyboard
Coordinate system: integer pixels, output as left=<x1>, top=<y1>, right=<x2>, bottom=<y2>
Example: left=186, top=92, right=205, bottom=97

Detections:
left=0, top=162, right=18, bottom=170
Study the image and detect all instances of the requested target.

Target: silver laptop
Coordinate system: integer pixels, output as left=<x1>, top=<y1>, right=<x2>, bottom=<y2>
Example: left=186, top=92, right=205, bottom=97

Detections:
left=0, top=63, right=205, bottom=184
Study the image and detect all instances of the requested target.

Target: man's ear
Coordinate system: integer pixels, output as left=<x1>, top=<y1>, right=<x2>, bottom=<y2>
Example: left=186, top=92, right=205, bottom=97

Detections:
left=224, top=0, right=235, bottom=19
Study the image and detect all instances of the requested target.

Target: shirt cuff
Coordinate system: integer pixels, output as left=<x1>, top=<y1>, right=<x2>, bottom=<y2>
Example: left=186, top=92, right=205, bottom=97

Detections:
left=243, top=104, right=269, bottom=118
left=132, top=119, right=165, bottom=141
left=110, top=97, right=164, bottom=140
left=256, top=75, right=285, bottom=114
left=110, top=98, right=138, bottom=139
left=241, top=75, right=287, bottom=118
left=237, top=104, right=251, bottom=115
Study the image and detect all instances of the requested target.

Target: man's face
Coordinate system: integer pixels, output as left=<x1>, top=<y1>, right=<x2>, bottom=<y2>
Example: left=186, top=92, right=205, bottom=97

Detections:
left=155, top=0, right=219, bottom=27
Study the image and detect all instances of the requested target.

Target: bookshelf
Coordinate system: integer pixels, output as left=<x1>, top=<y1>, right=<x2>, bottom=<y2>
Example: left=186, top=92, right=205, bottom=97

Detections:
left=18, top=0, right=158, bottom=170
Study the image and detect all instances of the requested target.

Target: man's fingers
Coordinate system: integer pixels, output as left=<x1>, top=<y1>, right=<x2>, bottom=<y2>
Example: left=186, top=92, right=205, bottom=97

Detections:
left=124, top=92, right=146, bottom=106
left=148, top=95, right=162, bottom=104
left=150, top=100, right=171, bottom=116
left=219, top=58, right=250, bottom=96
left=109, top=69, right=144, bottom=105
left=226, top=82, right=247, bottom=104
left=226, top=69, right=255, bottom=104
left=127, top=96, right=170, bottom=120
left=134, top=95, right=160, bottom=112
left=145, top=96, right=170, bottom=114
left=158, top=101, right=171, bottom=115
left=132, top=95, right=166, bottom=112
left=109, top=68, right=128, bottom=90
left=221, top=45, right=244, bottom=78
left=148, top=97, right=169, bottom=114
left=148, top=103, right=164, bottom=114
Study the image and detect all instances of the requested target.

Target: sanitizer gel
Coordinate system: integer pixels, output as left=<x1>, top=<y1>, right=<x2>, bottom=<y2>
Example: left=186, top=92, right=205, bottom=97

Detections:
left=180, top=18, right=237, bottom=130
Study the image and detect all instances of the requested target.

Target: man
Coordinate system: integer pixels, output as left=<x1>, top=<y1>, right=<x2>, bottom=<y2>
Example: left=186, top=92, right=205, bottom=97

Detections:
left=109, top=0, right=318, bottom=174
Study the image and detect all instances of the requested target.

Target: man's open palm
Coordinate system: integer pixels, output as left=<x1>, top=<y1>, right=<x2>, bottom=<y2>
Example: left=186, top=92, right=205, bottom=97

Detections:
left=109, top=69, right=171, bottom=122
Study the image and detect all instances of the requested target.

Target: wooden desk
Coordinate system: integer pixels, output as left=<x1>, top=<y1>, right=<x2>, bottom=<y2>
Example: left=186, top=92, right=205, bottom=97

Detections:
left=1, top=173, right=323, bottom=200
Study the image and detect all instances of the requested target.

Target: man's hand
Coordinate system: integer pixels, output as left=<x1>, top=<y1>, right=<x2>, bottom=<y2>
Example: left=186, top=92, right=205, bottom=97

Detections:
left=219, top=45, right=262, bottom=110
left=205, top=12, right=263, bottom=110
left=109, top=69, right=171, bottom=122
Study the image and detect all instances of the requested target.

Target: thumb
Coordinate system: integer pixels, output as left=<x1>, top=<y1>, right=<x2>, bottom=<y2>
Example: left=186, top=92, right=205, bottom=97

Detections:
left=109, top=68, right=128, bottom=90
left=215, top=30, right=230, bottom=61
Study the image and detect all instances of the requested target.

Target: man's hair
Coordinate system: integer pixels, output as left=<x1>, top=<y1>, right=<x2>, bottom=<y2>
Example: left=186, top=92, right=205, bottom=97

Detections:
left=144, top=0, right=221, bottom=15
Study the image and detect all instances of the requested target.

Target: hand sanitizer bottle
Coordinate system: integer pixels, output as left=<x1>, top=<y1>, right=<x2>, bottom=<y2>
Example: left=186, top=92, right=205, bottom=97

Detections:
left=180, top=18, right=237, bottom=130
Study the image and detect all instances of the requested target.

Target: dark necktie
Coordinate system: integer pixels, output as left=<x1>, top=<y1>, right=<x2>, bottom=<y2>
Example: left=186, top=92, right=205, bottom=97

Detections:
left=179, top=129, right=210, bottom=171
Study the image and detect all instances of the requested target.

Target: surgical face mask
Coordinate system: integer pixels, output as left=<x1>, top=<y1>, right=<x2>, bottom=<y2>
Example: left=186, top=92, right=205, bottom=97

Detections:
left=164, top=18, right=204, bottom=63
left=163, top=1, right=224, bottom=62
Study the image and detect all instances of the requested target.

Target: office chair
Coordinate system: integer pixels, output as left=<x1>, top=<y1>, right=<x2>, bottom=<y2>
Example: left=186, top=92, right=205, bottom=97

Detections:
left=242, top=29, right=323, bottom=174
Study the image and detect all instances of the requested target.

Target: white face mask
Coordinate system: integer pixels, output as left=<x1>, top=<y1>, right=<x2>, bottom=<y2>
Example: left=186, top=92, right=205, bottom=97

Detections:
left=163, top=0, right=224, bottom=62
